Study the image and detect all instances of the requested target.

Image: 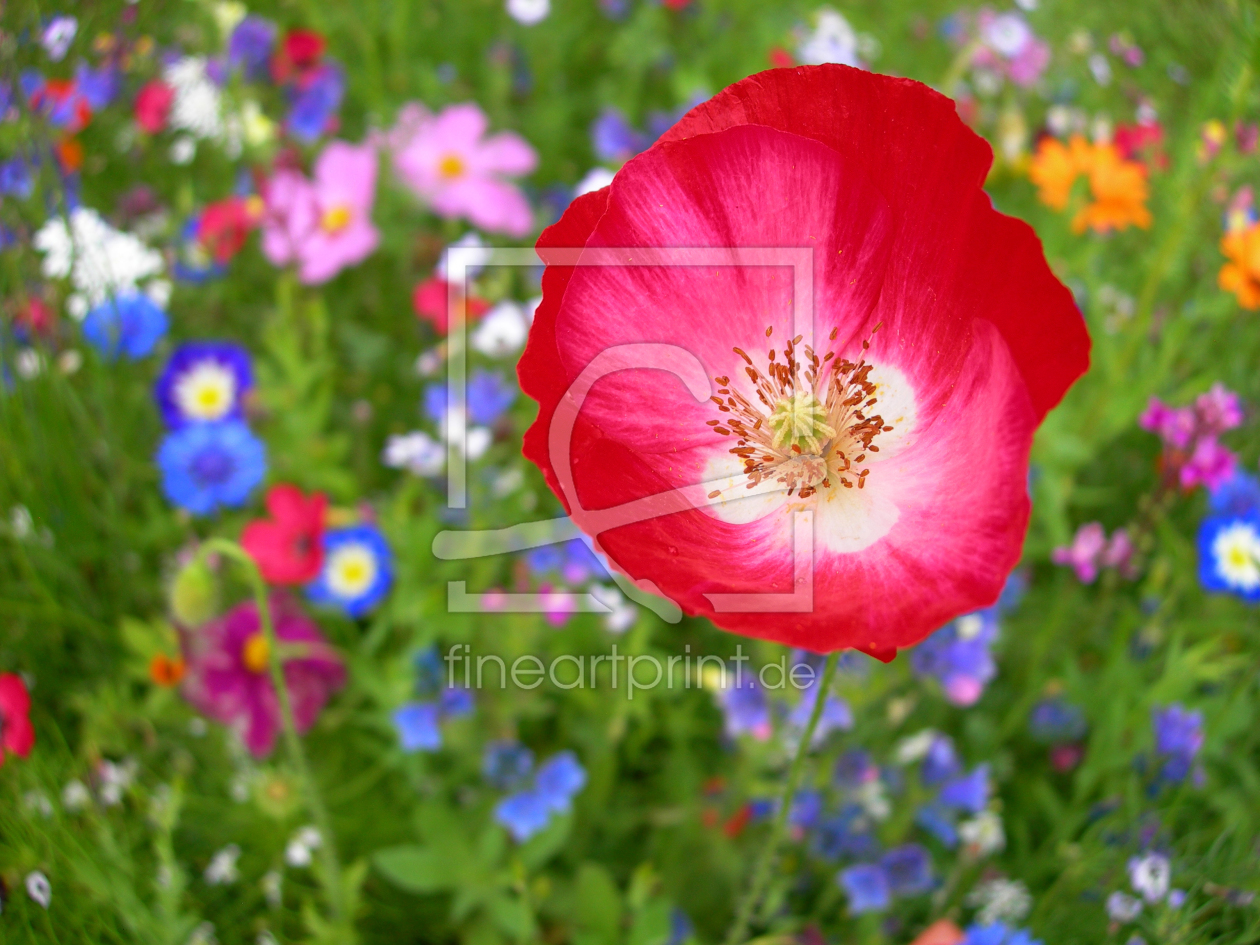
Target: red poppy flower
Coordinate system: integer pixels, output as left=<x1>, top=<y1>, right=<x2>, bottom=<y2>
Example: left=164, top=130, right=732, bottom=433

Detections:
left=241, top=485, right=327, bottom=584
left=271, top=29, right=326, bottom=83
left=0, top=673, right=35, bottom=766
left=518, top=65, right=1089, bottom=658
left=134, top=80, right=174, bottom=134
left=412, top=277, right=491, bottom=335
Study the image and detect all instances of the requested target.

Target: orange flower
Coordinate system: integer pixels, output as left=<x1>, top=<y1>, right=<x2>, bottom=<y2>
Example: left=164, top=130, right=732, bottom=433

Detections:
left=1029, top=134, right=1151, bottom=234
left=1220, top=223, right=1260, bottom=309
left=149, top=653, right=186, bottom=687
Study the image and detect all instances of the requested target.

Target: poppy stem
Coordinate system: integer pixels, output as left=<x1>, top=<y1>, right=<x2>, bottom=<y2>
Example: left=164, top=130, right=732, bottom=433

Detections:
left=722, top=650, right=839, bottom=945
left=198, top=538, right=349, bottom=926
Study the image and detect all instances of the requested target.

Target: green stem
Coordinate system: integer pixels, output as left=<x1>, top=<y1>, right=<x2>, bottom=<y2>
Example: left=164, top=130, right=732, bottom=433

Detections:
left=723, top=651, right=839, bottom=945
left=196, top=538, right=348, bottom=924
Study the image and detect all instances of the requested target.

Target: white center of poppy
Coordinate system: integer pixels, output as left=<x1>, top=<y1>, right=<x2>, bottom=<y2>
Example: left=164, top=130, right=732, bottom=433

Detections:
left=699, top=323, right=917, bottom=553
left=1213, top=522, right=1260, bottom=590
left=174, top=360, right=237, bottom=421
left=326, top=543, right=378, bottom=599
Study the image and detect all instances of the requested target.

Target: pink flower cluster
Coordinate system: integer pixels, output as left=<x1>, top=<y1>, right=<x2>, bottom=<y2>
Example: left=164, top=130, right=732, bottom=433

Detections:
left=1052, top=523, right=1135, bottom=584
left=261, top=140, right=380, bottom=284
left=1140, top=383, right=1244, bottom=491
left=973, top=10, right=1051, bottom=88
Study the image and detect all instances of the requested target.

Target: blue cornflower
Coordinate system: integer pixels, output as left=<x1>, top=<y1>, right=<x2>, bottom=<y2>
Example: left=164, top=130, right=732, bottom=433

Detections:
left=423, top=383, right=448, bottom=426
left=307, top=525, right=394, bottom=618
left=814, top=805, right=880, bottom=861
left=788, top=790, right=824, bottom=832
left=920, top=734, right=961, bottom=785
left=1208, top=470, right=1260, bottom=518
left=467, top=369, right=516, bottom=425
left=0, top=158, right=32, bottom=198
left=838, top=863, right=890, bottom=914
left=525, top=543, right=565, bottom=575
left=228, top=16, right=277, bottom=79
left=881, top=844, right=934, bottom=896
left=939, top=765, right=990, bottom=814
left=665, top=910, right=693, bottom=945
left=393, top=702, right=441, bottom=752
left=493, top=750, right=587, bottom=842
left=1028, top=697, right=1088, bottom=743
left=494, top=789, right=552, bottom=842
left=439, top=685, right=474, bottom=717
left=1152, top=704, right=1204, bottom=783
left=534, top=751, right=586, bottom=812
left=288, top=63, right=344, bottom=143
left=83, top=292, right=168, bottom=359
left=961, top=922, right=1043, bottom=945
left=1197, top=514, right=1260, bottom=602
left=157, top=420, right=266, bottom=515
left=915, top=803, right=959, bottom=847
left=483, top=741, right=535, bottom=790
left=835, top=749, right=878, bottom=787
left=717, top=674, right=771, bottom=739
left=154, top=341, right=254, bottom=428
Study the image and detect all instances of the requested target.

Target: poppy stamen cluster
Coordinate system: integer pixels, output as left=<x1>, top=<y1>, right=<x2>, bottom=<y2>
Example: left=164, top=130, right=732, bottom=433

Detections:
left=708, top=323, right=893, bottom=501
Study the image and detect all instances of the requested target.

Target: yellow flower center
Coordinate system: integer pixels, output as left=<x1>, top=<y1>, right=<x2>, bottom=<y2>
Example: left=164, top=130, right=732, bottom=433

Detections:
left=327, top=544, right=378, bottom=599
left=242, top=632, right=271, bottom=674
left=321, top=204, right=352, bottom=233
left=438, top=153, right=466, bottom=179
left=174, top=361, right=237, bottom=422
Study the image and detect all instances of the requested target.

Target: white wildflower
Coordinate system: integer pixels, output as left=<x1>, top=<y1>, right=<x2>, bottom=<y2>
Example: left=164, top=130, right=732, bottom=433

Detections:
left=506, top=0, right=550, bottom=25
left=285, top=826, right=322, bottom=867
left=62, top=779, right=91, bottom=811
left=472, top=300, right=529, bottom=357
left=25, top=870, right=51, bottom=908
left=1107, top=891, right=1143, bottom=922
left=1129, top=852, right=1171, bottom=903
left=22, top=791, right=53, bottom=818
left=574, top=167, right=616, bottom=197
left=204, top=844, right=241, bottom=885
left=98, top=757, right=138, bottom=806
left=41, top=17, right=77, bottom=60
left=798, top=9, right=861, bottom=68
left=960, top=809, right=1006, bottom=856
left=383, top=431, right=445, bottom=477
left=262, top=869, right=283, bottom=908
left=437, top=232, right=492, bottom=282
left=894, top=729, right=938, bottom=764
left=590, top=584, right=638, bottom=633
left=967, top=878, right=1032, bottom=925
left=33, top=208, right=164, bottom=315
left=164, top=57, right=225, bottom=140
left=16, top=349, right=44, bottom=379
left=187, top=922, right=218, bottom=945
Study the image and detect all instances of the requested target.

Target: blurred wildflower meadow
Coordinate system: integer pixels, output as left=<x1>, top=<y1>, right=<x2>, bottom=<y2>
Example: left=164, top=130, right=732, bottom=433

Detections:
left=2, top=1, right=1260, bottom=944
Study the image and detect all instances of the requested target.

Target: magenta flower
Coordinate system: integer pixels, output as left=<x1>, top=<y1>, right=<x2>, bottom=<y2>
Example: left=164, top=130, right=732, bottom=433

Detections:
left=261, top=140, right=380, bottom=284
left=1181, top=436, right=1237, bottom=490
left=1141, top=386, right=1243, bottom=492
left=392, top=103, right=537, bottom=236
left=1053, top=522, right=1137, bottom=583
left=1052, top=522, right=1107, bottom=583
left=182, top=595, right=345, bottom=757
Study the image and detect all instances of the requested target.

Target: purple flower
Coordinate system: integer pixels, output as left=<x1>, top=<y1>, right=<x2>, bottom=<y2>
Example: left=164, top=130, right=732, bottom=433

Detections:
left=921, top=734, right=961, bottom=785
left=962, top=923, right=1043, bottom=945
left=1195, top=383, right=1244, bottom=434
left=288, top=62, right=344, bottom=143
left=939, top=765, right=990, bottom=814
left=838, top=863, right=890, bottom=913
left=1141, top=388, right=1244, bottom=492
left=1153, top=705, right=1204, bottom=758
left=154, top=341, right=254, bottom=428
left=41, top=16, right=77, bottom=61
left=717, top=674, right=771, bottom=740
left=0, top=158, right=32, bottom=198
left=393, top=702, right=441, bottom=751
left=814, top=806, right=880, bottom=860
left=467, top=369, right=516, bottom=425
left=915, top=803, right=959, bottom=847
left=74, top=62, right=118, bottom=110
left=1208, top=469, right=1260, bottom=517
left=439, top=685, right=474, bottom=717
left=788, top=677, right=852, bottom=745
left=910, top=610, right=998, bottom=706
left=228, top=16, right=278, bottom=79
left=392, top=102, right=537, bottom=236
left=535, top=751, right=586, bottom=811
left=880, top=844, right=934, bottom=896
left=1053, top=522, right=1136, bottom=583
left=591, top=108, right=649, bottom=163
left=788, top=790, right=824, bottom=833
left=182, top=595, right=345, bottom=758
left=1028, top=698, right=1087, bottom=743
left=1140, top=398, right=1196, bottom=449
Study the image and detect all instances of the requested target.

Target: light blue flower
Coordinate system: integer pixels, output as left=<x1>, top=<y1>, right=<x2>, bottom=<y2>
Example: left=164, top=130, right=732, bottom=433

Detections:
left=157, top=421, right=265, bottom=516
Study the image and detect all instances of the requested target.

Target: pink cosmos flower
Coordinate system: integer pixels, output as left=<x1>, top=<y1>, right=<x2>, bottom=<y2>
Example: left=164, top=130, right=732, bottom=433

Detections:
left=261, top=140, right=380, bottom=285
left=182, top=595, right=345, bottom=758
left=392, top=103, right=537, bottom=237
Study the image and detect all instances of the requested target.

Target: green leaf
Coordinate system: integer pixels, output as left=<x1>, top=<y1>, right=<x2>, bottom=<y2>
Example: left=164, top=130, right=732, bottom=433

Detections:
left=627, top=898, right=673, bottom=945
left=574, top=862, right=623, bottom=944
left=486, top=892, right=536, bottom=942
left=372, top=845, right=458, bottom=893
left=518, top=811, right=572, bottom=871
